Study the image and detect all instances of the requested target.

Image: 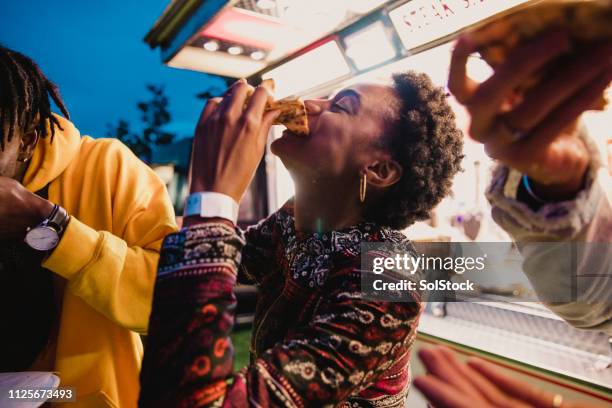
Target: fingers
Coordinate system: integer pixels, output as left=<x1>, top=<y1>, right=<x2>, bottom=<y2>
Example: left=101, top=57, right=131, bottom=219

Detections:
left=262, top=109, right=281, bottom=131
left=199, top=79, right=279, bottom=149
left=468, top=29, right=571, bottom=142
left=468, top=358, right=557, bottom=408
left=496, top=68, right=611, bottom=167
left=259, top=78, right=275, bottom=94
left=418, top=347, right=485, bottom=401
left=219, top=82, right=254, bottom=123
left=448, top=34, right=480, bottom=103
left=215, top=78, right=245, bottom=112
left=413, top=375, right=477, bottom=408
left=473, top=28, right=571, bottom=112
left=433, top=348, right=530, bottom=408
left=252, top=109, right=282, bottom=150
left=196, top=97, right=222, bottom=131
left=448, top=17, right=516, bottom=103
left=244, top=85, right=274, bottom=126
left=213, top=79, right=248, bottom=119
left=524, top=68, right=612, bottom=152
left=245, top=85, right=279, bottom=149
left=502, top=42, right=612, bottom=132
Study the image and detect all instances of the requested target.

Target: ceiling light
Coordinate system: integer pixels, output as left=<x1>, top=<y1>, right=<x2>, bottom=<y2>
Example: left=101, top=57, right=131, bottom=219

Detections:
left=250, top=51, right=265, bottom=60
left=256, top=0, right=276, bottom=10
left=203, top=40, right=219, bottom=52
left=202, top=8, right=288, bottom=50
left=169, top=47, right=267, bottom=78
left=227, top=46, right=243, bottom=55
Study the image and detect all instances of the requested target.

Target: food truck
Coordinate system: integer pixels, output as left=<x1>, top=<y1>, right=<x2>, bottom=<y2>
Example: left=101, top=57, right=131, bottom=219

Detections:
left=146, top=1, right=612, bottom=405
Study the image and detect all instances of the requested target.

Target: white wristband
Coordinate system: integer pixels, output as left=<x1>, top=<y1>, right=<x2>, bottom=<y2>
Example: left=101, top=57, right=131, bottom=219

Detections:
left=183, top=192, right=239, bottom=224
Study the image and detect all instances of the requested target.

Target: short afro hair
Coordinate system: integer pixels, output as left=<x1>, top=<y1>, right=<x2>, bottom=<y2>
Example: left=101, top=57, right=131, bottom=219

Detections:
left=364, top=71, right=464, bottom=230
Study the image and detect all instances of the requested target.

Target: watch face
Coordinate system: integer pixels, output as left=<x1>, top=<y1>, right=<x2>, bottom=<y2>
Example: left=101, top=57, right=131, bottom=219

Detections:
left=25, top=226, right=60, bottom=251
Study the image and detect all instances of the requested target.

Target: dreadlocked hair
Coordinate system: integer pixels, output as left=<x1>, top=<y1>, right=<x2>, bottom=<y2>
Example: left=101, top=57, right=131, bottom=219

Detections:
left=0, top=45, right=69, bottom=151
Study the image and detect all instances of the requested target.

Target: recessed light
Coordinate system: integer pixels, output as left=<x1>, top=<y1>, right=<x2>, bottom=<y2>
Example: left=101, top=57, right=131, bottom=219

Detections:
left=256, top=0, right=275, bottom=10
left=250, top=51, right=265, bottom=60
left=203, top=40, right=219, bottom=52
left=228, top=46, right=243, bottom=55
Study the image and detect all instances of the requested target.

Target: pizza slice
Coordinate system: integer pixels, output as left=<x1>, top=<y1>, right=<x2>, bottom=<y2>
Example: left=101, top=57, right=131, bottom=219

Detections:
left=267, top=98, right=309, bottom=135
left=470, top=0, right=612, bottom=109
left=245, top=79, right=310, bottom=135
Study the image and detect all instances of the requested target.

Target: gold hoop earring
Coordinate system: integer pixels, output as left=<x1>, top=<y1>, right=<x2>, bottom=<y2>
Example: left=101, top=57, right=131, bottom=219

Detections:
left=359, top=173, right=367, bottom=203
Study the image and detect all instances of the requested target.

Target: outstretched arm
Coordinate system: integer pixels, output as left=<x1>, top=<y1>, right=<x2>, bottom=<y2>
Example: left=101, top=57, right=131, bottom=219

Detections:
left=448, top=29, right=612, bottom=332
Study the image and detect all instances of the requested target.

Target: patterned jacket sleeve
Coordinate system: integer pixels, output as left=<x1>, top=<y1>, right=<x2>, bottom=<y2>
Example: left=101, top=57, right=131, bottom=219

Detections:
left=139, top=223, right=422, bottom=407
left=239, top=212, right=280, bottom=285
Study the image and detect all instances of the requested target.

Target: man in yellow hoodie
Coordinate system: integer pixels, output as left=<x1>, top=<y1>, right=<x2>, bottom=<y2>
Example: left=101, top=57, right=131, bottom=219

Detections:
left=0, top=46, right=177, bottom=406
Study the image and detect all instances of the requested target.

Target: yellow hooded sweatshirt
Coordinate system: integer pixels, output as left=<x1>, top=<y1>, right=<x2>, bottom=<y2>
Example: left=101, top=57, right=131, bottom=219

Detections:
left=21, top=115, right=177, bottom=407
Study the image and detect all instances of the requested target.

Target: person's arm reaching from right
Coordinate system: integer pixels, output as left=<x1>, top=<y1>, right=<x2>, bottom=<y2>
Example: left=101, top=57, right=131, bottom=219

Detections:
left=448, top=29, right=612, bottom=332
left=485, top=130, right=612, bottom=333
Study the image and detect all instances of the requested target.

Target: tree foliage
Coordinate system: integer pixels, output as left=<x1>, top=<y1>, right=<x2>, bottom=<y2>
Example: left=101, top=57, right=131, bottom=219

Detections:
left=106, top=84, right=175, bottom=162
left=196, top=77, right=230, bottom=101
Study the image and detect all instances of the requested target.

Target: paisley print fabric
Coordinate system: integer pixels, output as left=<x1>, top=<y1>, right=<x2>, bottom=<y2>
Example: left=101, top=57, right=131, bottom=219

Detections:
left=140, top=201, right=422, bottom=407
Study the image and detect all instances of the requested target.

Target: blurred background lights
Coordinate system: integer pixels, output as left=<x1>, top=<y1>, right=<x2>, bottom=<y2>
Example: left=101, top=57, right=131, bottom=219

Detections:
left=256, top=0, right=276, bottom=10
left=250, top=50, right=265, bottom=60
left=228, top=45, right=243, bottom=55
left=203, top=40, right=219, bottom=52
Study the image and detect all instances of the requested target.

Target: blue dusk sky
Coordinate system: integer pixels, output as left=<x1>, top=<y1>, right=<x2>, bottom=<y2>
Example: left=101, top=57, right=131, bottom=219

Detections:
left=0, top=0, right=226, bottom=139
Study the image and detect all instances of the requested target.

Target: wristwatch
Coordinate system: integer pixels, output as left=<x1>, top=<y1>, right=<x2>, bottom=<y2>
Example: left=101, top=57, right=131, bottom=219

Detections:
left=24, top=204, right=70, bottom=251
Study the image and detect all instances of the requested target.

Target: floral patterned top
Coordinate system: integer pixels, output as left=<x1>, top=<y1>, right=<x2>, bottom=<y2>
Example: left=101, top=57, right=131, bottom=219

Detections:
left=139, top=202, right=422, bottom=407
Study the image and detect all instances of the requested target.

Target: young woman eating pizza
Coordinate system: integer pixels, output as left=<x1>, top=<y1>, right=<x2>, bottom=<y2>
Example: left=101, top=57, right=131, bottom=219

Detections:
left=139, top=72, right=464, bottom=407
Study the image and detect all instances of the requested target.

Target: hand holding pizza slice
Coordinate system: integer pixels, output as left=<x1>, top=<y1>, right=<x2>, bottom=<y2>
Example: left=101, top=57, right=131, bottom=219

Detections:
left=246, top=78, right=310, bottom=135
left=449, top=0, right=612, bottom=201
